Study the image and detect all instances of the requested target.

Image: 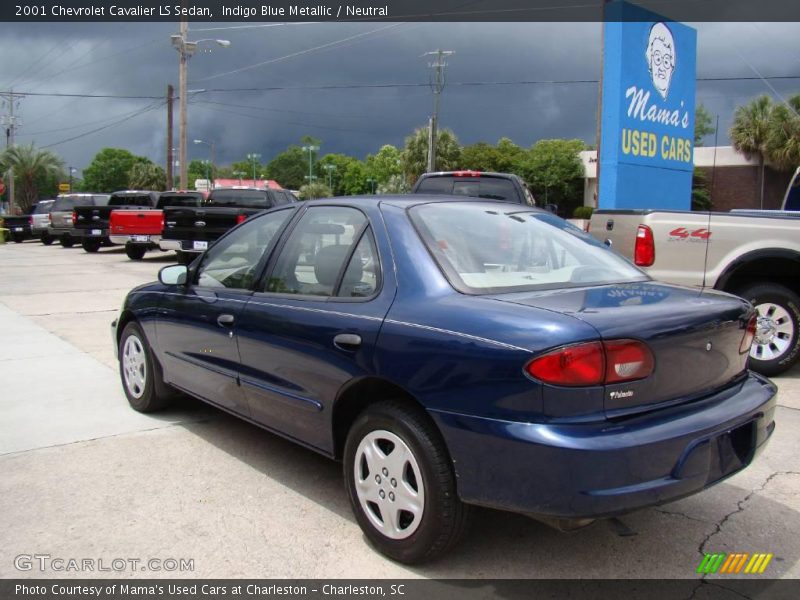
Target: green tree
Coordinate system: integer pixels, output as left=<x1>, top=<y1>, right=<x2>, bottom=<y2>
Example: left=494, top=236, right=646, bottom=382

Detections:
left=494, top=137, right=526, bottom=172
left=461, top=142, right=500, bottom=171
left=694, top=104, right=716, bottom=146
left=401, top=126, right=461, bottom=186
left=187, top=159, right=214, bottom=188
left=519, top=139, right=586, bottom=215
left=128, top=162, right=167, bottom=191
left=365, top=144, right=402, bottom=186
left=81, top=148, right=148, bottom=192
left=231, top=156, right=266, bottom=184
left=730, top=95, right=773, bottom=208
left=0, top=143, right=64, bottom=213
left=342, top=160, right=369, bottom=195
left=691, top=168, right=712, bottom=211
left=377, top=174, right=410, bottom=194
left=298, top=182, right=332, bottom=200
left=317, top=153, right=358, bottom=196
left=765, top=94, right=800, bottom=171
left=265, top=146, right=308, bottom=190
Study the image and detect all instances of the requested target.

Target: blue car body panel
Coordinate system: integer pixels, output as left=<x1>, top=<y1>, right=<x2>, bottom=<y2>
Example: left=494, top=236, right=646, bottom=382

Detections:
left=116, top=196, right=777, bottom=519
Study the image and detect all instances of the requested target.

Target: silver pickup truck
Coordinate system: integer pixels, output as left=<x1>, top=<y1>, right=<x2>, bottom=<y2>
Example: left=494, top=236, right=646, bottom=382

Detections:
left=590, top=167, right=800, bottom=376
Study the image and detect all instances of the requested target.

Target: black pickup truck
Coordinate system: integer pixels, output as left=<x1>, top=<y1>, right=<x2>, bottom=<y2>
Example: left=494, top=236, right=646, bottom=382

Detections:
left=412, top=171, right=539, bottom=206
left=73, top=190, right=159, bottom=252
left=158, top=187, right=296, bottom=263
left=2, top=210, right=34, bottom=243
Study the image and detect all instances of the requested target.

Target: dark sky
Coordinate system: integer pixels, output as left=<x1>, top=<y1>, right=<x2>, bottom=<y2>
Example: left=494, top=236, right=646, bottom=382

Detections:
left=1, top=21, right=798, bottom=176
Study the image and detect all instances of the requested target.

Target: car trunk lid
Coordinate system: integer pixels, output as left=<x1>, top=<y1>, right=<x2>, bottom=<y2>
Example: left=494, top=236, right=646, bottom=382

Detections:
left=488, top=282, right=753, bottom=417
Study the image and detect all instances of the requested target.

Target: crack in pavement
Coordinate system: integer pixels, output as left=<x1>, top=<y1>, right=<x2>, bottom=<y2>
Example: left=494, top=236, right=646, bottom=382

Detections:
left=777, top=404, right=800, bottom=412
left=654, top=507, right=709, bottom=524
left=691, top=470, right=800, bottom=588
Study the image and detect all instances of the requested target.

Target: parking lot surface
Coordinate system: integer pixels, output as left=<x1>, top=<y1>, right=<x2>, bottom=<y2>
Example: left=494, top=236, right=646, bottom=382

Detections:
left=1, top=240, right=798, bottom=579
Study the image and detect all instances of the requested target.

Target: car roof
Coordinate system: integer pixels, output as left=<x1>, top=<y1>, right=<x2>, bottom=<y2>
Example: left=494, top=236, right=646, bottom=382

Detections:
left=303, top=195, right=545, bottom=211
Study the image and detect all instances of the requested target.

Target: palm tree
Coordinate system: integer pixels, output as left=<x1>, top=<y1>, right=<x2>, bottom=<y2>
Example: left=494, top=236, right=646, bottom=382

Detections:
left=730, top=95, right=773, bottom=209
left=765, top=94, right=800, bottom=172
left=0, top=143, right=64, bottom=213
left=128, top=162, right=167, bottom=191
left=401, top=126, right=462, bottom=186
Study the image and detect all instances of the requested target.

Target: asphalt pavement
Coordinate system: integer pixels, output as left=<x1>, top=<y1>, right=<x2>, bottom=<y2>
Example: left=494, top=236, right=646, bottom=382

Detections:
left=1, top=240, right=798, bottom=579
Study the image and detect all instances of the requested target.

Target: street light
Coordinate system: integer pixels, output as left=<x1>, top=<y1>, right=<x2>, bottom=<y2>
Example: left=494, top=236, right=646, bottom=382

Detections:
left=172, top=25, right=230, bottom=190
left=366, top=178, right=377, bottom=194
left=193, top=139, right=215, bottom=187
left=301, top=145, right=319, bottom=185
left=200, top=160, right=211, bottom=184
left=246, top=153, right=261, bottom=186
left=322, top=164, right=336, bottom=190
left=68, top=167, right=77, bottom=192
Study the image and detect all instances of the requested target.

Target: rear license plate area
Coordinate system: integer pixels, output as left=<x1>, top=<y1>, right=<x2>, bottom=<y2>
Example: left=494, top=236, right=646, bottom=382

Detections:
left=193, top=241, right=208, bottom=251
left=132, top=235, right=149, bottom=243
left=91, top=229, right=102, bottom=235
left=710, top=421, right=756, bottom=481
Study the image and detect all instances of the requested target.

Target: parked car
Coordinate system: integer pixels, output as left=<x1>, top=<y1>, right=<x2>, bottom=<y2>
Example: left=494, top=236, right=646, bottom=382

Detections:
left=113, top=196, right=776, bottom=564
left=2, top=205, right=38, bottom=243
left=109, top=191, right=205, bottom=260
left=30, top=199, right=55, bottom=243
left=74, top=190, right=159, bottom=253
left=48, top=193, right=110, bottom=247
left=158, top=187, right=296, bottom=264
left=412, top=171, right=538, bottom=207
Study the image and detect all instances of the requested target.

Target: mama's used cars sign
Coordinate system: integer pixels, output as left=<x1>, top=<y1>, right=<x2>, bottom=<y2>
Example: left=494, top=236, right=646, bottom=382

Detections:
left=598, top=1, right=697, bottom=210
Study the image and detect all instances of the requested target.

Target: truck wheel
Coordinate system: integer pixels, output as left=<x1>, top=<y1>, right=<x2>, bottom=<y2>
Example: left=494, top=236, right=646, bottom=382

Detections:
left=118, top=322, right=173, bottom=412
left=125, top=244, right=147, bottom=260
left=60, top=235, right=74, bottom=248
left=738, top=282, right=800, bottom=376
left=12, top=233, right=24, bottom=243
left=82, top=238, right=101, bottom=253
left=343, top=401, right=471, bottom=564
left=41, top=233, right=54, bottom=246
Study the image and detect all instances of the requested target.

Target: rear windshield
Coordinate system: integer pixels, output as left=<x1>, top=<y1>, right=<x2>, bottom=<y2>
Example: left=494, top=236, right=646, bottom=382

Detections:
left=416, top=176, right=520, bottom=202
left=109, top=194, right=153, bottom=207
left=157, top=193, right=204, bottom=209
left=32, top=201, right=54, bottom=214
left=52, top=196, right=94, bottom=211
left=208, top=189, right=270, bottom=209
left=410, top=203, right=647, bottom=294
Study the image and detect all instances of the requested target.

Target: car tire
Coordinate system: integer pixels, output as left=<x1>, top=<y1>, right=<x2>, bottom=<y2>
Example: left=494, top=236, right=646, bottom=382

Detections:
left=738, top=282, right=800, bottom=376
left=41, top=233, right=54, bottom=245
left=82, top=238, right=101, bottom=253
left=175, top=251, right=194, bottom=265
left=343, top=401, right=471, bottom=564
left=60, top=235, right=74, bottom=248
left=118, top=322, right=173, bottom=412
left=125, top=244, right=147, bottom=260
left=12, top=234, right=24, bottom=243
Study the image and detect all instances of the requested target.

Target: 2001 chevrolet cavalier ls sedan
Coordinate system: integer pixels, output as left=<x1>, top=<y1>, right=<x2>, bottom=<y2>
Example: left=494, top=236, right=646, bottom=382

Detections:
left=112, top=196, right=776, bottom=563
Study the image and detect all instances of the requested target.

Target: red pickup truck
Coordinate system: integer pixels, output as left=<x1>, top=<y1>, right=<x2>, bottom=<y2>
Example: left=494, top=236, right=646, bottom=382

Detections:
left=109, top=191, right=205, bottom=260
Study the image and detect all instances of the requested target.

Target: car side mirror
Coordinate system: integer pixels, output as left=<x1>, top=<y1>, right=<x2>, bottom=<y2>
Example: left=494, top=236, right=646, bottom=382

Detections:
left=159, top=264, right=188, bottom=286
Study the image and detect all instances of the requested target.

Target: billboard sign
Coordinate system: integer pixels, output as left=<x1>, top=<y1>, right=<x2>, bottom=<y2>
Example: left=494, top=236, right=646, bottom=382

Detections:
left=599, top=1, right=697, bottom=210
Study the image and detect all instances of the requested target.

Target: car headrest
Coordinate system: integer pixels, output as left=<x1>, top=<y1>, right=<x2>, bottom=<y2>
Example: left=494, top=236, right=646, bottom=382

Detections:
left=314, top=244, right=362, bottom=288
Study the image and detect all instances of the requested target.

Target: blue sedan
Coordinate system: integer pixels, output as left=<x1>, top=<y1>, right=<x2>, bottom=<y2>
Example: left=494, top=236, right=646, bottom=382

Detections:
left=113, top=196, right=776, bottom=563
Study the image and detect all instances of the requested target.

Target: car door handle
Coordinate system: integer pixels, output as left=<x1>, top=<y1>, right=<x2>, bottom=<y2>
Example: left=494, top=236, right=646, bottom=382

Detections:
left=333, top=333, right=361, bottom=350
left=217, top=314, right=235, bottom=328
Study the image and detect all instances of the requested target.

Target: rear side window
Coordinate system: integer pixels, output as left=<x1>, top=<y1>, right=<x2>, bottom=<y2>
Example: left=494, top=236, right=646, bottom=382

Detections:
left=264, top=206, right=369, bottom=297
left=52, top=196, right=93, bottom=211
left=208, top=189, right=269, bottom=209
left=785, top=176, right=800, bottom=211
left=417, top=176, right=519, bottom=201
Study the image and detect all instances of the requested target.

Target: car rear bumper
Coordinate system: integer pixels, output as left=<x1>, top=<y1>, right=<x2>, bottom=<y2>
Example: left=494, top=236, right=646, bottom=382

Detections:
left=159, top=239, right=204, bottom=253
left=431, top=372, right=777, bottom=519
left=110, top=234, right=162, bottom=245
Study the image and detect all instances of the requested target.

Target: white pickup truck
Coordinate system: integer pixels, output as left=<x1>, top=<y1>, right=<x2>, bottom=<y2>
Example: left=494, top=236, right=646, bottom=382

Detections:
left=589, top=166, right=800, bottom=376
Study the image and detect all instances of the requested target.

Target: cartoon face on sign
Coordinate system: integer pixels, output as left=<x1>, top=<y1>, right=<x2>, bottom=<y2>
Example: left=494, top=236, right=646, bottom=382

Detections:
left=645, top=22, right=675, bottom=99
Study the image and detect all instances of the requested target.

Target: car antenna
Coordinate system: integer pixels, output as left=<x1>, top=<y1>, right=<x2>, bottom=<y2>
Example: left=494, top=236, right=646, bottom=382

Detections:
left=701, top=115, right=719, bottom=290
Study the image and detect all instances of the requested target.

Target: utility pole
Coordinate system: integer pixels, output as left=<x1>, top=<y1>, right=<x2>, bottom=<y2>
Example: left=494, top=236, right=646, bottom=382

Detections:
left=422, top=49, right=454, bottom=173
left=1, top=90, right=24, bottom=213
left=177, top=17, right=188, bottom=190
left=166, top=84, right=174, bottom=190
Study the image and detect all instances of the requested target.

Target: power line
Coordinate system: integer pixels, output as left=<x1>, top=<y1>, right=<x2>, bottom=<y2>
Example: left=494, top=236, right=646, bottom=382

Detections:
left=193, top=22, right=406, bottom=82
left=40, top=100, right=164, bottom=149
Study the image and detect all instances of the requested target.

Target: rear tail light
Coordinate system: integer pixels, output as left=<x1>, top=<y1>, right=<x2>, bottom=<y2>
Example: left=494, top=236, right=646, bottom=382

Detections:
left=604, top=340, right=655, bottom=383
left=71, top=211, right=77, bottom=226
left=634, top=225, right=655, bottom=267
left=47, top=214, right=51, bottom=225
left=740, top=315, right=757, bottom=354
left=29, top=217, right=33, bottom=226
left=525, top=340, right=654, bottom=387
left=236, top=214, right=247, bottom=225
left=160, top=215, right=165, bottom=231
